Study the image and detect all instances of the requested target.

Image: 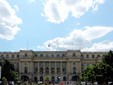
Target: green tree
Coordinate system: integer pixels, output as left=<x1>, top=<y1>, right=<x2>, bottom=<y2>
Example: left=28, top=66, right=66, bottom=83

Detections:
left=81, top=65, right=96, bottom=83
left=1, top=59, right=19, bottom=82
left=81, top=50, right=113, bottom=84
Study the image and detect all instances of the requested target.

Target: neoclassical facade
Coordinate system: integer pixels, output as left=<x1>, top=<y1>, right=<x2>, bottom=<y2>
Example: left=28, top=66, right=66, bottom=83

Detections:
left=0, top=50, right=106, bottom=82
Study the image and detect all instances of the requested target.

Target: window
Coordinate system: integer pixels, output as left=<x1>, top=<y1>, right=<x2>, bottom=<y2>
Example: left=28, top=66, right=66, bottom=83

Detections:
left=25, top=53, right=27, bottom=56
left=17, top=55, right=19, bottom=58
left=34, top=67, right=38, bottom=74
left=40, top=76, right=43, bottom=81
left=63, top=76, right=66, bottom=81
left=73, top=62, right=76, bottom=65
left=97, top=55, right=100, bottom=57
left=45, top=67, right=49, bottom=74
left=86, top=55, right=89, bottom=58
left=35, top=54, right=37, bottom=57
left=6, top=55, right=9, bottom=59
left=40, top=67, right=43, bottom=74
left=51, top=76, right=55, bottom=82
left=12, top=55, right=14, bottom=58
left=57, top=54, right=60, bottom=57
left=51, top=62, right=55, bottom=66
left=62, top=54, right=65, bottom=57
left=62, top=67, right=66, bottom=74
left=57, top=67, right=61, bottom=74
left=39, top=62, right=44, bottom=66
left=51, top=67, right=55, bottom=74
left=62, top=62, right=66, bottom=66
left=92, top=55, right=94, bottom=58
left=73, top=67, right=76, bottom=73
left=40, top=54, right=43, bottom=57
left=46, top=54, right=48, bottom=57
left=81, top=55, right=83, bottom=57
left=24, top=67, right=28, bottom=73
left=73, top=53, right=76, bottom=56
left=45, top=61, right=49, bottom=66
left=56, top=62, right=61, bottom=66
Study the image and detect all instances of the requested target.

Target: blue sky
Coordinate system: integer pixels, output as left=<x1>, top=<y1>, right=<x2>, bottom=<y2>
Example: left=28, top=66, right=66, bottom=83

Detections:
left=0, top=0, right=113, bottom=52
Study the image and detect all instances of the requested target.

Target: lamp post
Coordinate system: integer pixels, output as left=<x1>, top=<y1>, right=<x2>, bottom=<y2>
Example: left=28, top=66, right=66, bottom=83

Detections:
left=58, top=76, right=60, bottom=84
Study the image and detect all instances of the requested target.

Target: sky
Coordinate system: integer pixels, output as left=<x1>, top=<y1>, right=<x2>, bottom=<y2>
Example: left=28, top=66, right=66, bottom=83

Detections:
left=0, top=0, right=113, bottom=52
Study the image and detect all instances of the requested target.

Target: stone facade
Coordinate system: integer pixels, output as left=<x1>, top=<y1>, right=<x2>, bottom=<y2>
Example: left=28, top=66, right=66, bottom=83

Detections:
left=0, top=50, right=106, bottom=82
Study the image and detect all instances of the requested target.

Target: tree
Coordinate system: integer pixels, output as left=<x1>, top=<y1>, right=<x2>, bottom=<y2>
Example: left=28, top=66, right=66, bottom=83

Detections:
left=1, top=59, right=19, bottom=82
left=81, top=65, right=96, bottom=83
left=103, top=50, right=113, bottom=67
left=81, top=50, right=113, bottom=84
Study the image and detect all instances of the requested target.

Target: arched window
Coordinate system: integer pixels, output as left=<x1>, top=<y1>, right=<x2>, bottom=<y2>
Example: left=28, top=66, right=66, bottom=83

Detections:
left=40, top=76, right=43, bottom=81
left=45, top=67, right=49, bottom=74
left=57, top=67, right=60, bottom=74
left=73, top=67, right=76, bottom=73
left=63, top=76, right=66, bottom=81
left=51, top=67, right=55, bottom=74
left=24, top=67, right=28, bottom=73
left=34, top=67, right=38, bottom=74
left=51, top=76, right=55, bottom=82
left=40, top=67, right=43, bottom=74
left=62, top=67, right=66, bottom=74
left=34, top=76, right=37, bottom=82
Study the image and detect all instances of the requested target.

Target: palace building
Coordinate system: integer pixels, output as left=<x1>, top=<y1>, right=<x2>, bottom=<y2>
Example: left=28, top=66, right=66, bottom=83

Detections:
left=0, top=50, right=106, bottom=82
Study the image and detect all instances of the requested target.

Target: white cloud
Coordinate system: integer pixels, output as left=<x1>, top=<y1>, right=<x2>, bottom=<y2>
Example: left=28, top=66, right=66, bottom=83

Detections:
left=0, top=0, right=22, bottom=40
left=42, top=0, right=105, bottom=23
left=28, top=0, right=36, bottom=3
left=83, top=26, right=113, bottom=40
left=81, top=41, right=113, bottom=52
left=37, top=26, right=113, bottom=51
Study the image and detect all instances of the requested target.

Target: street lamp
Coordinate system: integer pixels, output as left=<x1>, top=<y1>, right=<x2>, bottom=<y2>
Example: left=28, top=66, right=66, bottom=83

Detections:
left=58, top=76, right=60, bottom=84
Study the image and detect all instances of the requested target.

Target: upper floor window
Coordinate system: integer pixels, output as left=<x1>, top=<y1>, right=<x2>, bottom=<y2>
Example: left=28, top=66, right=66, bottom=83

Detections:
left=86, top=55, right=89, bottom=58
left=57, top=54, right=60, bottom=57
left=24, top=67, right=28, bottom=73
left=35, top=54, right=37, bottom=57
left=62, top=67, right=66, bottom=74
left=51, top=62, right=55, bottom=66
left=92, top=55, right=94, bottom=58
left=45, top=61, right=49, bottom=66
left=24, top=53, right=27, bottom=58
left=40, top=67, right=43, bottom=74
left=45, top=67, right=49, bottom=74
left=62, top=54, right=65, bottom=57
left=57, top=67, right=61, bottom=74
left=62, top=62, right=66, bottom=66
left=73, top=67, right=76, bottom=73
left=97, top=55, right=100, bottom=57
left=73, top=53, right=76, bottom=56
left=40, top=54, right=43, bottom=57
left=73, top=62, right=76, bottom=65
left=6, top=55, right=9, bottom=59
left=81, top=55, right=84, bottom=57
left=56, top=62, right=61, bottom=66
left=17, top=55, right=19, bottom=58
left=12, top=55, right=14, bottom=58
left=34, top=67, right=38, bottom=74
left=51, top=67, right=55, bottom=74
